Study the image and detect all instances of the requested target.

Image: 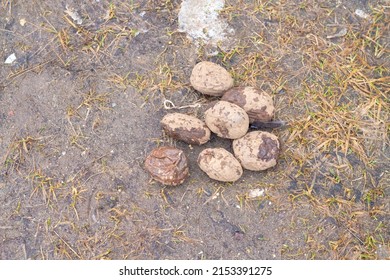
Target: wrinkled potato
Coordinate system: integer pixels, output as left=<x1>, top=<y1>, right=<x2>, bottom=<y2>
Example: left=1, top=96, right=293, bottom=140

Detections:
left=221, top=86, right=274, bottom=123
left=233, top=131, right=280, bottom=171
left=204, top=101, right=249, bottom=139
left=144, top=146, right=189, bottom=186
left=161, top=113, right=211, bottom=145
left=190, top=61, right=234, bottom=96
left=197, top=148, right=243, bottom=182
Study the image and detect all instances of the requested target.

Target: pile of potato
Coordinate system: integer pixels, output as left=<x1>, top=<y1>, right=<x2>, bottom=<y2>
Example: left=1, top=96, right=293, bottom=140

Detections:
left=144, top=61, right=280, bottom=185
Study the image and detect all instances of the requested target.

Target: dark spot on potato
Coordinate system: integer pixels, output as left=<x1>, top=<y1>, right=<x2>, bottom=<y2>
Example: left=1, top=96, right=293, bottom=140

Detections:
left=221, top=87, right=247, bottom=107
left=222, top=88, right=273, bottom=122
left=161, top=114, right=210, bottom=145
left=164, top=125, right=206, bottom=145
left=197, top=149, right=213, bottom=165
left=214, top=121, right=229, bottom=137
left=257, top=135, right=279, bottom=162
left=202, top=100, right=218, bottom=114
left=247, top=105, right=272, bottom=122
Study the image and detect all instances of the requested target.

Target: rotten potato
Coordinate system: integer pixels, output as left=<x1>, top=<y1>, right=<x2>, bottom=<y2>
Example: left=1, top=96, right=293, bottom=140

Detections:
left=204, top=100, right=249, bottom=139
left=197, top=148, right=243, bottom=182
left=190, top=61, right=234, bottom=96
left=232, top=131, right=280, bottom=171
left=161, top=113, right=211, bottom=145
left=221, top=86, right=274, bottom=123
left=144, top=146, right=189, bottom=186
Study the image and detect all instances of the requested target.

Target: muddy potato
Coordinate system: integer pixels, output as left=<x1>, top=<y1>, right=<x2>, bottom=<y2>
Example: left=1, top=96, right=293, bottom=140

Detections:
left=144, top=146, right=189, bottom=186
left=204, top=100, right=249, bottom=139
left=197, top=148, right=243, bottom=182
left=233, top=131, right=280, bottom=171
left=161, top=113, right=211, bottom=145
left=222, top=86, right=274, bottom=123
left=190, top=61, right=234, bottom=96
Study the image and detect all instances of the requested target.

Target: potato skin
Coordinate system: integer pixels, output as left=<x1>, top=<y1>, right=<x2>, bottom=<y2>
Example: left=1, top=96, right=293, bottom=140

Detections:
left=144, top=146, right=189, bottom=186
left=190, top=61, right=234, bottom=96
left=161, top=113, right=211, bottom=145
left=221, top=87, right=274, bottom=123
left=233, top=131, right=280, bottom=171
left=197, top=148, right=243, bottom=182
left=204, top=101, right=249, bottom=139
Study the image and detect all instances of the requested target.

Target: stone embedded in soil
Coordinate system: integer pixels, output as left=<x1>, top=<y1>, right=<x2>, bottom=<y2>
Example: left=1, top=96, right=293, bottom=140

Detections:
left=144, top=146, right=189, bottom=186
left=233, top=131, right=280, bottom=171
left=248, top=188, right=265, bottom=199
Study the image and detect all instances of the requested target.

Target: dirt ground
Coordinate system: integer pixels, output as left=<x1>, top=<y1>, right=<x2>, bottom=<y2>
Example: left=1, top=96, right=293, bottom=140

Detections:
left=0, top=0, right=389, bottom=260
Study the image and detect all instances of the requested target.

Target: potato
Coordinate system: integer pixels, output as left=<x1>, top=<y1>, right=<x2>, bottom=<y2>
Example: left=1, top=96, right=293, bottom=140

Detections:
left=197, top=148, right=243, bottom=182
left=161, top=113, right=211, bottom=145
left=144, top=146, right=189, bottom=186
left=204, top=100, right=249, bottom=139
left=221, top=86, right=274, bottom=123
left=233, top=131, right=280, bottom=171
left=190, top=61, right=234, bottom=96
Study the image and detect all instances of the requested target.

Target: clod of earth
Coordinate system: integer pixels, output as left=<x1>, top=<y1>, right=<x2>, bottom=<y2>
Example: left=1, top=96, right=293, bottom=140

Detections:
left=161, top=113, right=211, bottom=145
left=190, top=61, right=234, bottom=96
left=204, top=100, right=249, bottom=139
left=221, top=86, right=275, bottom=123
left=197, top=147, right=243, bottom=182
left=233, top=131, right=280, bottom=171
left=144, top=146, right=189, bottom=186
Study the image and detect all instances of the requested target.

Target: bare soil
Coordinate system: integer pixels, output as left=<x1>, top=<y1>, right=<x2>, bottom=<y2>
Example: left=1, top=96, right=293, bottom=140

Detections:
left=0, top=0, right=389, bottom=259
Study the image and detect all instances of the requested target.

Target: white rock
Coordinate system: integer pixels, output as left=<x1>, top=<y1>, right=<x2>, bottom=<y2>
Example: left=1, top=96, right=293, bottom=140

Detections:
left=327, top=27, right=347, bottom=39
left=355, top=9, right=370, bottom=19
left=4, top=53, right=16, bottom=64
left=248, top=188, right=265, bottom=199
left=65, top=5, right=83, bottom=25
left=19, top=18, right=26, bottom=26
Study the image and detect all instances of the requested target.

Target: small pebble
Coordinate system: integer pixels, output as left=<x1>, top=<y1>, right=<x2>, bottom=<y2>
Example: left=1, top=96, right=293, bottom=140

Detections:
left=355, top=9, right=370, bottom=19
left=248, top=188, right=265, bottom=199
left=4, top=53, right=16, bottom=64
